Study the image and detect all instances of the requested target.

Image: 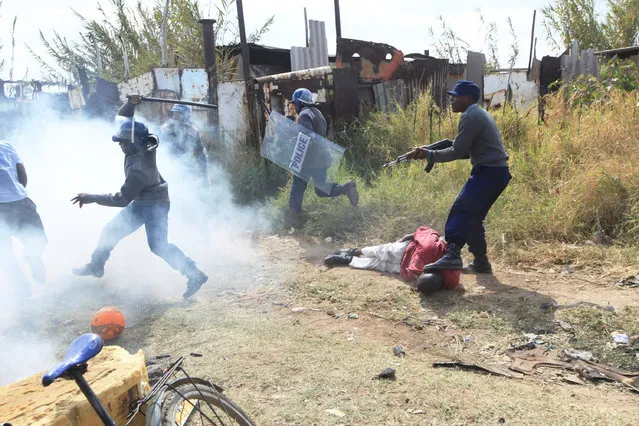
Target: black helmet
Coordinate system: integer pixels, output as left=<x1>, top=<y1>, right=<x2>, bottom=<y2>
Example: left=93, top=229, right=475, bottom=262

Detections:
left=416, top=272, right=444, bottom=294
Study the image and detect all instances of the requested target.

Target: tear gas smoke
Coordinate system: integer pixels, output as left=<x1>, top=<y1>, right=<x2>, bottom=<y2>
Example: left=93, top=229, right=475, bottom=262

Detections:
left=0, top=102, right=273, bottom=386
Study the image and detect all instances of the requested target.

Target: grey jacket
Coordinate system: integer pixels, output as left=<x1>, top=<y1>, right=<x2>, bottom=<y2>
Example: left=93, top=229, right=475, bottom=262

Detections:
left=297, top=106, right=331, bottom=169
left=432, top=104, right=509, bottom=168
left=298, top=106, right=327, bottom=137
left=93, top=149, right=169, bottom=207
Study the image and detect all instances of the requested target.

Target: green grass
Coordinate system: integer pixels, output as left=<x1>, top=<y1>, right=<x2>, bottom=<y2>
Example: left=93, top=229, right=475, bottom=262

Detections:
left=557, top=306, right=639, bottom=370
left=269, top=89, right=639, bottom=257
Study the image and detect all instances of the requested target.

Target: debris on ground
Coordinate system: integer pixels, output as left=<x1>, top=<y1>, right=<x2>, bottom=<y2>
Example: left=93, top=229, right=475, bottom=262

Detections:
left=432, top=360, right=524, bottom=379
left=540, top=301, right=615, bottom=312
left=561, top=265, right=575, bottom=275
left=374, top=368, right=396, bottom=380
left=612, top=332, right=630, bottom=345
left=574, top=361, right=639, bottom=391
left=325, top=408, right=346, bottom=418
left=562, top=348, right=598, bottom=363
left=616, top=274, right=639, bottom=288
left=393, top=345, right=406, bottom=357
left=347, top=313, right=359, bottom=319
left=554, top=320, right=574, bottom=332
left=506, top=346, right=572, bottom=375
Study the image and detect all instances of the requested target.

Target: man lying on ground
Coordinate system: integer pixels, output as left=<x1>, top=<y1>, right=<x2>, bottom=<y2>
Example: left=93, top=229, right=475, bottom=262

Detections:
left=323, top=226, right=460, bottom=294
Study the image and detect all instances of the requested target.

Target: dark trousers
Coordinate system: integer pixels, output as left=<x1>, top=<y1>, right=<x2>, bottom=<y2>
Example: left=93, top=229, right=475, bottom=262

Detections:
left=289, top=168, right=345, bottom=214
left=91, top=201, right=194, bottom=274
left=445, top=166, right=511, bottom=256
left=0, top=197, right=47, bottom=289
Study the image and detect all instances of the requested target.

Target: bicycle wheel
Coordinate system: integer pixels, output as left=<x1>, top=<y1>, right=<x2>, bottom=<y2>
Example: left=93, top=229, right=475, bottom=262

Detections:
left=160, top=383, right=256, bottom=426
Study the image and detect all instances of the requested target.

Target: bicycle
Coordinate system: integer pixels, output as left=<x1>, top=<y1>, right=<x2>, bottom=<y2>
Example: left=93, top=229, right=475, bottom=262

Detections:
left=40, top=333, right=257, bottom=426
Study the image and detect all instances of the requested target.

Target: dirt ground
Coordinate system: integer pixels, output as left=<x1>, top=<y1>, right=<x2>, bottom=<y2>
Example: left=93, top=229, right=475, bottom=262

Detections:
left=9, top=233, right=639, bottom=425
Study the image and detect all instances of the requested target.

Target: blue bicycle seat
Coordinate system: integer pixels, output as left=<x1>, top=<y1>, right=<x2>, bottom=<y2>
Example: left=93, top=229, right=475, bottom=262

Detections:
left=42, top=333, right=104, bottom=386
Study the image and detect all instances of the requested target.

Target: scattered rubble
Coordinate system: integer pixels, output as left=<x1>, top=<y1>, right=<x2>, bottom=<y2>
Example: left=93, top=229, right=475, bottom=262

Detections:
left=393, top=345, right=406, bottom=358
left=374, top=368, right=396, bottom=380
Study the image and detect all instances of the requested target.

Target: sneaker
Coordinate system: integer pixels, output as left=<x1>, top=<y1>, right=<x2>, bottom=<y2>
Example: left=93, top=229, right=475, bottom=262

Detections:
left=343, top=181, right=359, bottom=207
left=183, top=269, right=208, bottom=299
left=72, top=263, right=104, bottom=278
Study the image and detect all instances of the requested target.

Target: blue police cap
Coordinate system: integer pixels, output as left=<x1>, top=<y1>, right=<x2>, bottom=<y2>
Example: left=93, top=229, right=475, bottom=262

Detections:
left=447, top=80, right=481, bottom=101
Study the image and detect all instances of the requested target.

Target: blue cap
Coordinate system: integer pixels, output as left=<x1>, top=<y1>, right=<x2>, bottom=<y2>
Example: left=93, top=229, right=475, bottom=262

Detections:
left=447, top=80, right=480, bottom=101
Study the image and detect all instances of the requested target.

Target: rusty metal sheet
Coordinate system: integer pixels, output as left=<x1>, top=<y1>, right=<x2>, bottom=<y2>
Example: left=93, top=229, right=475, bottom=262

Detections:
left=432, top=360, right=524, bottom=379
left=117, top=71, right=155, bottom=102
left=336, top=38, right=403, bottom=83
left=153, top=68, right=181, bottom=93
left=181, top=69, right=208, bottom=103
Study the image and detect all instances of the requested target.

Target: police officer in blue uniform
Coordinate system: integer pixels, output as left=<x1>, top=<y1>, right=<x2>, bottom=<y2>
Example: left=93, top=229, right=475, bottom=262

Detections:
left=418, top=80, right=511, bottom=274
left=286, top=88, right=359, bottom=228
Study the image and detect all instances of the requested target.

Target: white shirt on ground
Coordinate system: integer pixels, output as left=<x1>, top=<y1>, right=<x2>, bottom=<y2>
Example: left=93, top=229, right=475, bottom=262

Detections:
left=0, top=141, right=28, bottom=203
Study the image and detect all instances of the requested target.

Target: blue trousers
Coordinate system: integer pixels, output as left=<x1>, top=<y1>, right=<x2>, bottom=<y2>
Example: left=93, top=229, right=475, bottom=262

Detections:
left=289, top=168, right=345, bottom=214
left=445, top=166, right=511, bottom=256
left=91, top=201, right=194, bottom=273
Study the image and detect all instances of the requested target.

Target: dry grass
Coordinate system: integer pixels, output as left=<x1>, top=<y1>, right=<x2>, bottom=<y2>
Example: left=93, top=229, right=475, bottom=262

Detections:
left=272, top=88, right=639, bottom=272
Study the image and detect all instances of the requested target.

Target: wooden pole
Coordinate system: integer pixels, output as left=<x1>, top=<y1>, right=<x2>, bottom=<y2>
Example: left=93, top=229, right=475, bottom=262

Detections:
left=527, top=10, right=537, bottom=75
left=236, top=0, right=250, bottom=81
left=334, top=0, right=342, bottom=40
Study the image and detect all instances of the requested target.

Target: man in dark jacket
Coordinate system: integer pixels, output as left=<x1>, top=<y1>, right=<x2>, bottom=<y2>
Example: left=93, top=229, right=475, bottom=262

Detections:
left=71, top=98, right=208, bottom=299
left=286, top=88, right=359, bottom=228
left=417, top=80, right=511, bottom=274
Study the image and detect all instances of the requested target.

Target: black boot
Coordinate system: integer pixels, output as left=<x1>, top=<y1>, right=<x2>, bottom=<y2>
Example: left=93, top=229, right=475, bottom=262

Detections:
left=462, top=255, right=492, bottom=274
left=183, top=267, right=208, bottom=299
left=423, top=243, right=463, bottom=271
left=72, top=263, right=104, bottom=278
left=343, top=180, right=359, bottom=207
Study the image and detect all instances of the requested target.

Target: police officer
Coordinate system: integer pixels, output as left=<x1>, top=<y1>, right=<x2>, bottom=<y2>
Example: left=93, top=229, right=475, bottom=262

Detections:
left=160, top=104, right=208, bottom=183
left=71, top=98, right=208, bottom=299
left=286, top=88, right=359, bottom=228
left=418, top=80, right=511, bottom=274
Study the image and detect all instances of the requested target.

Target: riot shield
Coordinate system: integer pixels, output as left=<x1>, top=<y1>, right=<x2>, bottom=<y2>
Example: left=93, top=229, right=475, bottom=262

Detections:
left=261, top=111, right=345, bottom=195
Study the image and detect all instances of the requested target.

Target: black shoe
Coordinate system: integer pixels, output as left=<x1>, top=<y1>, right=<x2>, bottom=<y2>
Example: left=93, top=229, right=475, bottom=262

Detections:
left=72, top=263, right=104, bottom=278
left=323, top=252, right=354, bottom=267
left=462, top=255, right=492, bottom=274
left=343, top=181, right=359, bottom=207
left=423, top=243, right=463, bottom=271
left=183, top=269, right=208, bottom=299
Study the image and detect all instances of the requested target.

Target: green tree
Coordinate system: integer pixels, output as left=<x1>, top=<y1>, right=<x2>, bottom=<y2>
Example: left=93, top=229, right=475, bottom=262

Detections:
left=29, top=0, right=273, bottom=84
left=542, top=0, right=608, bottom=50
left=605, top=0, right=639, bottom=47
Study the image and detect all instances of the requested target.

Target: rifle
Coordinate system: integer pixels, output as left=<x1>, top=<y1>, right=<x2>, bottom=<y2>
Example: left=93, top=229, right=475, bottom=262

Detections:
left=382, top=139, right=453, bottom=172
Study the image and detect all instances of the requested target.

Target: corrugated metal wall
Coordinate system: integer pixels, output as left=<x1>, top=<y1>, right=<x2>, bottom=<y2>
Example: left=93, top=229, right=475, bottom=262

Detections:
left=291, top=20, right=329, bottom=71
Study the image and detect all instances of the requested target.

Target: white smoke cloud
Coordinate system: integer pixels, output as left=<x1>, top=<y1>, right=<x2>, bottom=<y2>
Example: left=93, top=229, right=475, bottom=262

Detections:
left=0, top=101, right=273, bottom=386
